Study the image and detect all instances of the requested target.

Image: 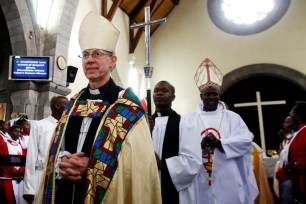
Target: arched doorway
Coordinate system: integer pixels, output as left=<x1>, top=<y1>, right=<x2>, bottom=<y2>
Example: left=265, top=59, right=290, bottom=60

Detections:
left=221, top=64, right=306, bottom=152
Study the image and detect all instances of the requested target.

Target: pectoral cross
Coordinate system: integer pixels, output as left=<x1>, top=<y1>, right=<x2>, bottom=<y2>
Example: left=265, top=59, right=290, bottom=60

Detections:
left=203, top=149, right=213, bottom=185
left=130, top=6, right=166, bottom=115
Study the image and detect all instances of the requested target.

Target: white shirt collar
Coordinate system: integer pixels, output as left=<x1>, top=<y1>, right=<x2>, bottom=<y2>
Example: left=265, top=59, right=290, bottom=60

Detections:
left=89, top=88, right=100, bottom=95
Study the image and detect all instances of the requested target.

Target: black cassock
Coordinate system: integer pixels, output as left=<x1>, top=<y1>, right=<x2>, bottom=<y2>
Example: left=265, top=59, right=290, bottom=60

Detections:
left=152, top=109, right=180, bottom=204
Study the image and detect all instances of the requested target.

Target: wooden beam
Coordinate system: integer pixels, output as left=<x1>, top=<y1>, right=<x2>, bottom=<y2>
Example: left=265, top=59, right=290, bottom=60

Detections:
left=101, top=0, right=107, bottom=17
left=171, top=0, right=180, bottom=5
left=130, top=0, right=148, bottom=20
left=129, top=19, right=134, bottom=53
left=106, top=0, right=123, bottom=21
left=130, top=24, right=144, bottom=53
left=150, top=0, right=158, bottom=12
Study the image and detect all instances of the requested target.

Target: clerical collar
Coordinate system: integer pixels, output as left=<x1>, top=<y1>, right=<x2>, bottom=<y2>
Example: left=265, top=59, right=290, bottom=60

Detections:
left=88, top=80, right=109, bottom=95
left=79, top=78, right=123, bottom=103
left=155, top=109, right=172, bottom=117
left=89, top=88, right=100, bottom=95
left=87, top=80, right=110, bottom=100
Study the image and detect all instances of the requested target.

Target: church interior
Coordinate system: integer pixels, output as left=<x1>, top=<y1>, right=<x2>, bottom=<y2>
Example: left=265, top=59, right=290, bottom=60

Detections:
left=1, top=0, right=306, bottom=202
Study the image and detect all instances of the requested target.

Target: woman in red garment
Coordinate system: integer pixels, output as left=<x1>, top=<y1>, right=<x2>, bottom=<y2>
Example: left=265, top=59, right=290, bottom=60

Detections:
left=287, top=101, right=306, bottom=203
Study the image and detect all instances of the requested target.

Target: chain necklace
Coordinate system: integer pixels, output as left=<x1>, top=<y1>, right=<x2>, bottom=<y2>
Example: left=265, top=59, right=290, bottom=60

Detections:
left=77, top=117, right=92, bottom=152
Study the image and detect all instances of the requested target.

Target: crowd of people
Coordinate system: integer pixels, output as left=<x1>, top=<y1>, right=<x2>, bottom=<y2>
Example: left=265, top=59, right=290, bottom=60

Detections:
left=0, top=96, right=68, bottom=203
left=1, top=10, right=306, bottom=204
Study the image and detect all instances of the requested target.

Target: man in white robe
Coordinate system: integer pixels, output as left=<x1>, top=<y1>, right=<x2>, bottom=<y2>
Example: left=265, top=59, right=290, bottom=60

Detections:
left=23, top=96, right=68, bottom=203
left=167, top=58, right=258, bottom=204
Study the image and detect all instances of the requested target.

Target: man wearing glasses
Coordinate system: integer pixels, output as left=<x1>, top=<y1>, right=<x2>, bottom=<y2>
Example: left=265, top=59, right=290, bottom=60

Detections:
left=37, top=11, right=161, bottom=204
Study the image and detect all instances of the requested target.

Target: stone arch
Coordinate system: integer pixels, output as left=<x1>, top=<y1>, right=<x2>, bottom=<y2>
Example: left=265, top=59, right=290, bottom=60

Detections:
left=0, top=1, right=31, bottom=55
left=222, top=64, right=306, bottom=93
left=0, top=0, right=79, bottom=119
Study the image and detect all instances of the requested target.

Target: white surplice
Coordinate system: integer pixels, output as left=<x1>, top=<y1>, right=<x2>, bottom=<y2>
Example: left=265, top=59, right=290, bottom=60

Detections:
left=152, top=115, right=168, bottom=177
left=6, top=138, right=24, bottom=204
left=152, top=115, right=168, bottom=156
left=165, top=115, right=203, bottom=204
left=168, top=103, right=259, bottom=204
left=23, top=115, right=57, bottom=202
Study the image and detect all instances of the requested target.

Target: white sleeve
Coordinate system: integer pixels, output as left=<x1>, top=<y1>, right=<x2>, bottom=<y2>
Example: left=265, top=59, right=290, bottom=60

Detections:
left=55, top=150, right=71, bottom=179
left=221, top=113, right=253, bottom=159
left=166, top=117, right=202, bottom=191
left=23, top=121, right=39, bottom=195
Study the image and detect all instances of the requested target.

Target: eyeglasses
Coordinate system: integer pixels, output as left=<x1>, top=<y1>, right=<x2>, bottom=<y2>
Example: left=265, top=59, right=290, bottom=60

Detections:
left=79, top=50, right=113, bottom=61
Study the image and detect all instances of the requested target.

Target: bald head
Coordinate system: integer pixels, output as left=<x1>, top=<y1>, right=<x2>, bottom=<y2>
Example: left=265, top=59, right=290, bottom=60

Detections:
left=50, top=96, right=68, bottom=120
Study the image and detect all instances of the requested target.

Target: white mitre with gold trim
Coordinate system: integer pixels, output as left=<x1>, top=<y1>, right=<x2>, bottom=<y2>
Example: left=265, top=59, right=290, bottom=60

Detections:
left=79, top=11, right=120, bottom=52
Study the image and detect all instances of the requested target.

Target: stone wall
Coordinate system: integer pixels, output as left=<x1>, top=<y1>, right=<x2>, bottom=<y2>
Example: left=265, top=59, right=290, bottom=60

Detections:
left=0, top=0, right=79, bottom=120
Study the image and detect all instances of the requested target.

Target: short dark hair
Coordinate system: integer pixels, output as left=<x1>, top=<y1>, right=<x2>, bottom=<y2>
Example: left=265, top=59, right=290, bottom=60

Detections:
left=9, top=124, right=21, bottom=132
left=50, top=96, right=67, bottom=112
left=156, top=80, right=175, bottom=94
left=16, top=118, right=28, bottom=126
left=293, top=101, right=306, bottom=122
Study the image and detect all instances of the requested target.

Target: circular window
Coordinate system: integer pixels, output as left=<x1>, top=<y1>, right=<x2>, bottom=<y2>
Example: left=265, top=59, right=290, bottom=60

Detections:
left=207, top=0, right=291, bottom=35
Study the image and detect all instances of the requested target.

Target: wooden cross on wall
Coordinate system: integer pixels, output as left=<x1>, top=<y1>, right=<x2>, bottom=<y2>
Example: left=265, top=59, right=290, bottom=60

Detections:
left=234, top=91, right=286, bottom=154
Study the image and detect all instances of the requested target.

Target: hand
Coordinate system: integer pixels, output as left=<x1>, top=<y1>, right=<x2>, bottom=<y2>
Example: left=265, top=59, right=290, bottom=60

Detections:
left=201, top=133, right=218, bottom=148
left=208, top=134, right=221, bottom=148
left=201, top=133, right=223, bottom=150
left=284, top=164, right=292, bottom=178
left=155, top=152, right=162, bottom=169
left=13, top=169, right=24, bottom=183
left=23, top=194, right=34, bottom=204
left=201, top=136, right=211, bottom=148
left=59, top=152, right=89, bottom=181
left=15, top=176, right=23, bottom=183
left=148, top=116, right=154, bottom=132
left=14, top=169, right=24, bottom=177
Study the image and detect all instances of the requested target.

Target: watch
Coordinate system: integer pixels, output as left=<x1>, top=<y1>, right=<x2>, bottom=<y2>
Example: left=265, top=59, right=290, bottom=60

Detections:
left=57, top=56, right=67, bottom=70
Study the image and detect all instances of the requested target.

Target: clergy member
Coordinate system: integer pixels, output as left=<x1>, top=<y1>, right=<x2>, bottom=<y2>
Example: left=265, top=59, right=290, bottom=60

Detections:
left=23, top=96, right=68, bottom=204
left=151, top=80, right=181, bottom=204
left=170, top=58, right=258, bottom=203
left=0, top=125, right=25, bottom=204
left=285, top=101, right=306, bottom=203
left=37, top=11, right=161, bottom=204
left=15, top=118, right=30, bottom=152
left=0, top=120, right=10, bottom=143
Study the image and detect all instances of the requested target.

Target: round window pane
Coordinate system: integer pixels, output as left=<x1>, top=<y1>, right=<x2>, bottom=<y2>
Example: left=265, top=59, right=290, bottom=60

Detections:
left=207, top=0, right=291, bottom=35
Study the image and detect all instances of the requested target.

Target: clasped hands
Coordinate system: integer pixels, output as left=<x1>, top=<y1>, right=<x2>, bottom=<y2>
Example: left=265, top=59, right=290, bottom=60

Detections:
left=59, top=152, right=89, bottom=182
left=14, top=169, right=24, bottom=183
left=201, top=133, right=222, bottom=150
